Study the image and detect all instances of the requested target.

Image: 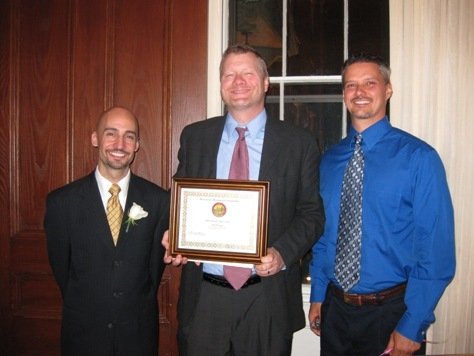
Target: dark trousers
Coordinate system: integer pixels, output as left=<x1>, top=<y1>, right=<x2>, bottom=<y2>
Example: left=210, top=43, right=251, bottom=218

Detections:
left=178, top=279, right=293, bottom=356
left=320, top=285, right=406, bottom=356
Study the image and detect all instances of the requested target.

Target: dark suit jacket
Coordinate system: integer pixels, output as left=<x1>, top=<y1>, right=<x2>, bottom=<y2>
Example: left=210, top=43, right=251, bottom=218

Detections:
left=44, top=172, right=170, bottom=356
left=175, top=115, right=325, bottom=341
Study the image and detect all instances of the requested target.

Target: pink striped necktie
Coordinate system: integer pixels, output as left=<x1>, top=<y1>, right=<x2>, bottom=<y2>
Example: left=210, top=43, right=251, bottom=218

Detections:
left=223, top=127, right=252, bottom=290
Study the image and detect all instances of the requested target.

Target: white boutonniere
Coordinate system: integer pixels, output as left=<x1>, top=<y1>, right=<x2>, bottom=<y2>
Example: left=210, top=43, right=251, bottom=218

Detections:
left=125, top=203, right=148, bottom=232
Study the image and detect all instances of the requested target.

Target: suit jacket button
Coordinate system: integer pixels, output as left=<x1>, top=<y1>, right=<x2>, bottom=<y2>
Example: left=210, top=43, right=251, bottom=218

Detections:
left=107, top=323, right=113, bottom=329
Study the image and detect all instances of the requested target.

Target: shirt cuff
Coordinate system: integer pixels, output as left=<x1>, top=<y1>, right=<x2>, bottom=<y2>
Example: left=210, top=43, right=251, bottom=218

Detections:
left=396, top=312, right=431, bottom=343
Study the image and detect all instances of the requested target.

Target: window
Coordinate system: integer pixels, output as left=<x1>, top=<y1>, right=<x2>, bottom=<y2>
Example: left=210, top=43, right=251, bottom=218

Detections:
left=223, top=0, right=389, bottom=283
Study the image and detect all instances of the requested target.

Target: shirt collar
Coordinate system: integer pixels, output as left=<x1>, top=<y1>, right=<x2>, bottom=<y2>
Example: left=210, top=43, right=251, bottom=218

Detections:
left=348, top=116, right=392, bottom=150
left=95, top=167, right=131, bottom=197
left=223, top=109, right=267, bottom=142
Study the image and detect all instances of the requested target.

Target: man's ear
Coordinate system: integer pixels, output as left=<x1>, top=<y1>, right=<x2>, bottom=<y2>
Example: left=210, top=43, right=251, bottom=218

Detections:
left=386, top=82, right=393, bottom=101
left=91, top=131, right=98, bottom=147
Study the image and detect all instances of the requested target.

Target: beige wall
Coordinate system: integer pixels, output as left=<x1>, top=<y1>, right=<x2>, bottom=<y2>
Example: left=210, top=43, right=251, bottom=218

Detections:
left=390, top=0, right=474, bottom=353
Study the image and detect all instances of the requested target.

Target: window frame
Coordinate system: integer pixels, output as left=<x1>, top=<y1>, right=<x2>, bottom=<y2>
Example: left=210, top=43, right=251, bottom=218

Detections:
left=207, top=0, right=350, bottom=136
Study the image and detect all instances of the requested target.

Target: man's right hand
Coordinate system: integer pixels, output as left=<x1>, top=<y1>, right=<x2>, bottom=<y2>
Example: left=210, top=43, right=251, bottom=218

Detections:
left=162, top=230, right=188, bottom=266
left=308, top=302, right=322, bottom=336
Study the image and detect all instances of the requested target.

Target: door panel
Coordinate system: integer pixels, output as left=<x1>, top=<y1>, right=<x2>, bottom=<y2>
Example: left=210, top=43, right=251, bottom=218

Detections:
left=0, top=1, right=207, bottom=355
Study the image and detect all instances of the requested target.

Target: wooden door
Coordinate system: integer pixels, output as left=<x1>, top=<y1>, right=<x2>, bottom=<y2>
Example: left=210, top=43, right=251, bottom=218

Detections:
left=0, top=1, right=207, bottom=355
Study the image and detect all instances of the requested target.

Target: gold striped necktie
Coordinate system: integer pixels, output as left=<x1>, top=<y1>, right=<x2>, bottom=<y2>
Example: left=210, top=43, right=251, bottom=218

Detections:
left=107, top=183, right=123, bottom=246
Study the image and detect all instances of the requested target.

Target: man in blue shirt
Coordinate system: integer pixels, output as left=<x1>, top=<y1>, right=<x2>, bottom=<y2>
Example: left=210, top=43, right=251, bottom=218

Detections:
left=309, top=54, right=455, bottom=356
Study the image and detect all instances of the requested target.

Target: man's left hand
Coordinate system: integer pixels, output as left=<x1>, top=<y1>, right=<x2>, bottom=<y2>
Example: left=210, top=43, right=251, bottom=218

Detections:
left=255, top=247, right=285, bottom=277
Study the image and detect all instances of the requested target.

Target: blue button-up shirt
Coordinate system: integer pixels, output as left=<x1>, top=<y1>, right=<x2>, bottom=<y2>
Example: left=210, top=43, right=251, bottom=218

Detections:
left=203, top=110, right=266, bottom=275
left=310, top=117, right=455, bottom=342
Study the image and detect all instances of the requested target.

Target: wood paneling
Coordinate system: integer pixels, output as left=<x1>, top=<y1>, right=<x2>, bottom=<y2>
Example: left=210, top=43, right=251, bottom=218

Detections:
left=168, top=1, right=208, bottom=175
left=0, top=0, right=12, bottom=352
left=17, top=0, right=70, bottom=231
left=70, top=0, right=109, bottom=179
left=11, top=318, right=61, bottom=356
left=0, top=0, right=208, bottom=355
left=113, top=0, right=167, bottom=182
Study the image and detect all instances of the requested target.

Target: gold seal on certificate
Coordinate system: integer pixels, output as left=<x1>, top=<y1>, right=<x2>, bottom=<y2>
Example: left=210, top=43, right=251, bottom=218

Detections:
left=169, top=178, right=269, bottom=264
left=211, top=202, right=227, bottom=218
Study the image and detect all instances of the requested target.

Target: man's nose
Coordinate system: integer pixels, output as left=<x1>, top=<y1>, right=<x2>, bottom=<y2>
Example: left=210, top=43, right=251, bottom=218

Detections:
left=233, top=74, right=245, bottom=84
left=114, top=135, right=126, bottom=149
left=354, top=83, right=366, bottom=94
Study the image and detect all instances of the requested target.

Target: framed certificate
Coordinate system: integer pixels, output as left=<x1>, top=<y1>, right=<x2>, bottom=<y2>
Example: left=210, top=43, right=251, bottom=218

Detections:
left=169, top=178, right=270, bottom=264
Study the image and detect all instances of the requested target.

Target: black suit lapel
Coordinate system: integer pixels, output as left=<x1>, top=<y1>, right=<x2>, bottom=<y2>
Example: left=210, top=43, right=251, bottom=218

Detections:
left=202, top=119, right=225, bottom=178
left=259, top=118, right=284, bottom=180
left=175, top=116, right=225, bottom=179
left=118, top=176, right=138, bottom=246
left=80, top=173, right=116, bottom=248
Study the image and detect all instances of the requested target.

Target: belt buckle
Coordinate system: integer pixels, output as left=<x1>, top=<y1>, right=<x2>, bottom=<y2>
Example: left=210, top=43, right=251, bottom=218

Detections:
left=343, top=293, right=365, bottom=306
left=343, top=294, right=359, bottom=306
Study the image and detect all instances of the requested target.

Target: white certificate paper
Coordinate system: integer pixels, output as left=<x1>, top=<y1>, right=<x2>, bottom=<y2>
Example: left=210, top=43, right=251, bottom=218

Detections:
left=178, top=188, right=259, bottom=254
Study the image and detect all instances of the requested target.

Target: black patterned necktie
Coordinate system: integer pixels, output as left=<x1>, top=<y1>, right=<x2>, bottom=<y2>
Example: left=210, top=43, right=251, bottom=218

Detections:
left=334, top=134, right=364, bottom=291
left=224, top=127, right=252, bottom=290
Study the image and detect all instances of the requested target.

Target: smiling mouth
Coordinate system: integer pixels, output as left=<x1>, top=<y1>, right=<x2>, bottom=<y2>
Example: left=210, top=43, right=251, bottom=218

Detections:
left=231, top=86, right=251, bottom=93
left=352, top=98, right=371, bottom=105
left=108, top=150, right=127, bottom=158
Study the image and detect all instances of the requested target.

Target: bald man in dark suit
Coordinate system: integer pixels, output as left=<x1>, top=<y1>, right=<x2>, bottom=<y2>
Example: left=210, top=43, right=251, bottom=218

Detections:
left=45, top=107, right=169, bottom=356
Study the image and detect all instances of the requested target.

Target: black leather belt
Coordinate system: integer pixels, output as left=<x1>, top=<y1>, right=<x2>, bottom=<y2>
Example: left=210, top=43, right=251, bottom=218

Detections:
left=203, top=272, right=261, bottom=289
left=330, top=283, right=406, bottom=306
